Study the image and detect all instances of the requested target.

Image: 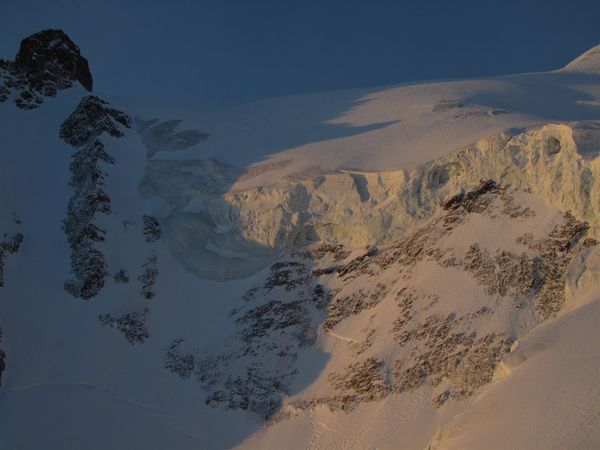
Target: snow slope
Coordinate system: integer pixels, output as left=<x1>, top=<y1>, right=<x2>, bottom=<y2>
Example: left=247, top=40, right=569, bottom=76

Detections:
left=0, top=30, right=598, bottom=450
left=428, top=295, right=600, bottom=450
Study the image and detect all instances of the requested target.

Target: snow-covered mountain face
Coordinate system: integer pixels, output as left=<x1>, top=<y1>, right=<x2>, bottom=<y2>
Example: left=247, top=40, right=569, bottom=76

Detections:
left=0, top=30, right=599, bottom=450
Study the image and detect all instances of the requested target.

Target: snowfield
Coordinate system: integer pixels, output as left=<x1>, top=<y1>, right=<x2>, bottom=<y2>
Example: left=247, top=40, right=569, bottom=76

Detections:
left=0, top=30, right=599, bottom=450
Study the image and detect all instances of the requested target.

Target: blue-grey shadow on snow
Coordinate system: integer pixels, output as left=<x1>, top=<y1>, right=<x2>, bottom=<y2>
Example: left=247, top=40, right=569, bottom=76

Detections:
left=464, top=72, right=600, bottom=122
left=189, top=87, right=400, bottom=168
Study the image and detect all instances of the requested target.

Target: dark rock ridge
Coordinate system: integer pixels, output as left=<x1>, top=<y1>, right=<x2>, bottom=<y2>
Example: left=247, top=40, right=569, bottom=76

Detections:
left=60, top=96, right=130, bottom=145
left=61, top=95, right=131, bottom=300
left=0, top=29, right=92, bottom=109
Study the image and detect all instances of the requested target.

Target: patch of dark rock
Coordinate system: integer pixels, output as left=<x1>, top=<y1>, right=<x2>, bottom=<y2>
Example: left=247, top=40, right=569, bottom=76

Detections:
left=99, top=308, right=149, bottom=345
left=499, top=192, right=535, bottom=218
left=306, top=243, right=351, bottom=262
left=203, top=254, right=326, bottom=418
left=545, top=136, right=561, bottom=156
left=443, top=179, right=502, bottom=213
left=529, top=213, right=596, bottom=318
left=463, top=244, right=536, bottom=297
left=206, top=369, right=288, bottom=419
left=392, top=314, right=511, bottom=404
left=60, top=96, right=131, bottom=147
left=236, top=299, right=315, bottom=348
left=142, top=215, right=161, bottom=242
left=336, top=246, right=379, bottom=279
left=264, top=261, right=309, bottom=292
left=311, top=266, right=338, bottom=276
left=392, top=287, right=418, bottom=336
left=164, top=339, right=195, bottom=379
left=311, top=283, right=331, bottom=310
left=463, top=212, right=594, bottom=319
left=351, top=328, right=376, bottom=355
left=325, top=358, right=389, bottom=412
left=324, top=283, right=387, bottom=330
left=196, top=354, right=224, bottom=389
left=113, top=269, right=130, bottom=283
left=432, top=389, right=451, bottom=407
left=1, top=232, right=23, bottom=254
left=0, top=232, right=24, bottom=288
left=138, top=254, right=158, bottom=299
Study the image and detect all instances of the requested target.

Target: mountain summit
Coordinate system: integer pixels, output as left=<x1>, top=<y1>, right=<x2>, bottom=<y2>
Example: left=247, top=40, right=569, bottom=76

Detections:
left=0, top=29, right=92, bottom=109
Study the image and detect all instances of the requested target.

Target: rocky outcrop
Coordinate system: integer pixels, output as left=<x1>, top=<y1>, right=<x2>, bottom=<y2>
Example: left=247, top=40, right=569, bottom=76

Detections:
left=0, top=29, right=92, bottom=109
left=323, top=283, right=387, bottom=330
left=60, top=96, right=130, bottom=145
left=180, top=182, right=595, bottom=421
left=164, top=339, right=196, bottom=379
left=61, top=96, right=131, bottom=300
left=188, top=260, right=331, bottom=418
left=327, top=358, right=389, bottom=409
left=138, top=254, right=158, bottom=299
left=308, top=183, right=595, bottom=411
left=142, top=215, right=161, bottom=243
left=99, top=308, right=149, bottom=345
left=113, top=269, right=130, bottom=283
left=0, top=231, right=23, bottom=288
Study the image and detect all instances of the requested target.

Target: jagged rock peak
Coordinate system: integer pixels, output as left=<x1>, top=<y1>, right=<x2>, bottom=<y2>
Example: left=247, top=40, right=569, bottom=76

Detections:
left=60, top=95, right=131, bottom=147
left=14, top=29, right=93, bottom=91
left=0, top=29, right=93, bottom=109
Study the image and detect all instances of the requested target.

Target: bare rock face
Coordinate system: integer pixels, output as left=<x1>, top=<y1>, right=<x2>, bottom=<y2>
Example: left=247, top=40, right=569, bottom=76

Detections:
left=14, top=29, right=93, bottom=90
left=0, top=29, right=92, bottom=109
